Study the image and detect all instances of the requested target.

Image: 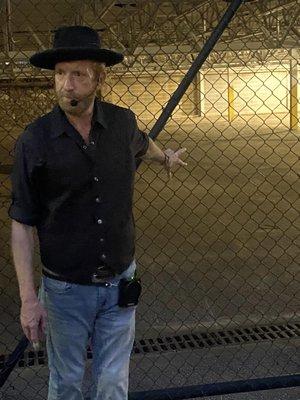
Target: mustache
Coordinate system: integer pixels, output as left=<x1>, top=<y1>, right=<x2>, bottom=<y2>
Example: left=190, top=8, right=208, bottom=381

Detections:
left=57, top=92, right=77, bottom=99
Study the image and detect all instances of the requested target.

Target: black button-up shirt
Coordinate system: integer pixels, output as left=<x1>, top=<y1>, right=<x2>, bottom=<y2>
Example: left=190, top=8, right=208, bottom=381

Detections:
left=9, top=99, right=149, bottom=283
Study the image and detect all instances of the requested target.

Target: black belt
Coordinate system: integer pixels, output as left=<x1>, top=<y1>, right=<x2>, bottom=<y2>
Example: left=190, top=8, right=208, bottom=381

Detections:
left=42, top=265, right=115, bottom=286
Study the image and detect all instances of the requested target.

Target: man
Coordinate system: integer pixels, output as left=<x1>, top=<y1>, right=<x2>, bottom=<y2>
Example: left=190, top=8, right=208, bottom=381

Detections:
left=9, top=26, right=186, bottom=400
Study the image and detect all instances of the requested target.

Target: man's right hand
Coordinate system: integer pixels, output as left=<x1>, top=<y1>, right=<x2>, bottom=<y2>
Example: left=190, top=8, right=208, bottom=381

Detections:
left=20, top=298, right=47, bottom=346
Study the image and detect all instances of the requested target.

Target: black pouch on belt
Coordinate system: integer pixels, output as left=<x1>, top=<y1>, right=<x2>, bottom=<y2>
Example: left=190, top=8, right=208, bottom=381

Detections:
left=118, top=276, right=142, bottom=307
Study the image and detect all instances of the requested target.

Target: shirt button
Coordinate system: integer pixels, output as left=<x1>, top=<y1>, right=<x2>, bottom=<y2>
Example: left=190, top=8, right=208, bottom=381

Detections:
left=97, top=219, right=103, bottom=225
left=90, top=141, right=95, bottom=145
left=95, top=197, right=101, bottom=203
left=101, top=254, right=107, bottom=260
left=100, top=238, right=105, bottom=243
left=94, top=176, right=99, bottom=182
left=83, top=145, right=87, bottom=150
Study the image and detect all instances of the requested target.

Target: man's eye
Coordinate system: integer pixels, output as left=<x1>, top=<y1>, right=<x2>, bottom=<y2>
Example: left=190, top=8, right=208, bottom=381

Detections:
left=75, top=71, right=81, bottom=77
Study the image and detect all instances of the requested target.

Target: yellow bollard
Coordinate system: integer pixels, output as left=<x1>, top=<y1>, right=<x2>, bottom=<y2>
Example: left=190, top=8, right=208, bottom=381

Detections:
left=290, top=59, right=298, bottom=130
left=228, top=84, right=235, bottom=123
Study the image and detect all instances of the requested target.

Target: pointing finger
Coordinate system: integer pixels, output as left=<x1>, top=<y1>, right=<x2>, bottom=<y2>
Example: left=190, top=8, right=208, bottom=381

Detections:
left=178, top=160, right=188, bottom=166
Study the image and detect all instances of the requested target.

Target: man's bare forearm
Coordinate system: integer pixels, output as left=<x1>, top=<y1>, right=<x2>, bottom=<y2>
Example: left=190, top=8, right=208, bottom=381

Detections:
left=11, top=220, right=37, bottom=303
left=11, top=220, right=46, bottom=344
left=141, top=138, right=165, bottom=164
left=141, top=138, right=187, bottom=179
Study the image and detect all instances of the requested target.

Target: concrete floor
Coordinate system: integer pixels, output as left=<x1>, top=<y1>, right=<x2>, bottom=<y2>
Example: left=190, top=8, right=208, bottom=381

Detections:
left=1, top=339, right=299, bottom=399
left=134, top=114, right=300, bottom=339
left=0, top=114, right=299, bottom=397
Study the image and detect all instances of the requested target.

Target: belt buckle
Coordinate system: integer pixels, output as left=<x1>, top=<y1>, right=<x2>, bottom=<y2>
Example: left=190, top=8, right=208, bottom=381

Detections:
left=92, top=273, right=109, bottom=284
left=92, top=266, right=113, bottom=284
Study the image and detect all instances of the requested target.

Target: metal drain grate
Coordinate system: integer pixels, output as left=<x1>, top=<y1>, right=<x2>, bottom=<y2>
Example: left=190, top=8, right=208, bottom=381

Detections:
left=133, top=323, right=300, bottom=354
left=1, top=322, right=299, bottom=369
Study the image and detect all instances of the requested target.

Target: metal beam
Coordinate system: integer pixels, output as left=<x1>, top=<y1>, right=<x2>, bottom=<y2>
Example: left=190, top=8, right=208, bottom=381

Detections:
left=3, top=0, right=14, bottom=54
left=171, top=0, right=203, bottom=52
left=0, top=0, right=299, bottom=62
left=291, top=26, right=300, bottom=39
left=280, top=9, right=300, bottom=46
left=128, top=2, right=160, bottom=54
left=27, top=25, right=46, bottom=50
left=257, top=0, right=298, bottom=17
left=92, top=0, right=116, bottom=20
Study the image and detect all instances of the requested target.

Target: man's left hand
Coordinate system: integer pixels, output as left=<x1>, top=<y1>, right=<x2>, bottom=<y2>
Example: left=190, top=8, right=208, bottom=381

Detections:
left=163, top=148, right=187, bottom=179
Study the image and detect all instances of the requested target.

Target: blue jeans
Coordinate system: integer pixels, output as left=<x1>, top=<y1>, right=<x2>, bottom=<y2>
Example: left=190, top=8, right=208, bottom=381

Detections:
left=40, top=261, right=136, bottom=400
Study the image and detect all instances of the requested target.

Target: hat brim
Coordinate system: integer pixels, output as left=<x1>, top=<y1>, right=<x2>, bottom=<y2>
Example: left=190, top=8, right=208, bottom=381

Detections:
left=30, top=47, right=124, bottom=69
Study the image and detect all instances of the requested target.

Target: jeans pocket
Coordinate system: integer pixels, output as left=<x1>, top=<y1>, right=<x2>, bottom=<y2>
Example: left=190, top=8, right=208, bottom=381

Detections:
left=119, top=260, right=136, bottom=280
left=43, top=276, right=73, bottom=294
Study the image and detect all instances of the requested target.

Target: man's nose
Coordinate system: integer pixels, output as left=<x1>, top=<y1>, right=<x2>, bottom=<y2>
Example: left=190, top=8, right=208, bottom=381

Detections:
left=62, top=75, right=74, bottom=91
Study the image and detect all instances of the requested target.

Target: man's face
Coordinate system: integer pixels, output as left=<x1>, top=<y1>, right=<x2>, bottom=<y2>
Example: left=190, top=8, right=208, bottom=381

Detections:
left=54, top=60, right=104, bottom=115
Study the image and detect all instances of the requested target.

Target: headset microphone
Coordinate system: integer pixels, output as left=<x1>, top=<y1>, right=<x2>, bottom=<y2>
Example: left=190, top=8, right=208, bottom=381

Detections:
left=69, top=82, right=99, bottom=107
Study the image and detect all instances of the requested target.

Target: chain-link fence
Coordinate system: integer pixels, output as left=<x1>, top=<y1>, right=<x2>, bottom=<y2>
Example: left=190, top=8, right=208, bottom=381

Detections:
left=0, top=0, right=299, bottom=399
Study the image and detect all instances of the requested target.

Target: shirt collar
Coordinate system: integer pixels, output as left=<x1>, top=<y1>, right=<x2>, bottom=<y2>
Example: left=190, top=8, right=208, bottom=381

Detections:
left=50, top=98, right=107, bottom=138
left=93, top=99, right=108, bottom=129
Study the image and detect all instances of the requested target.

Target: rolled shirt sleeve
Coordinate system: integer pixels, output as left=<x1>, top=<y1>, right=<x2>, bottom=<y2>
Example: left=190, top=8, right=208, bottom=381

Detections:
left=8, top=131, right=43, bottom=226
left=129, top=110, right=149, bottom=158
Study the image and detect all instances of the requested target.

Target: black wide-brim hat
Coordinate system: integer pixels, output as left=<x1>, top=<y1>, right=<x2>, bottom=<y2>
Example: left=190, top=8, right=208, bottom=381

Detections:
left=30, top=26, right=124, bottom=69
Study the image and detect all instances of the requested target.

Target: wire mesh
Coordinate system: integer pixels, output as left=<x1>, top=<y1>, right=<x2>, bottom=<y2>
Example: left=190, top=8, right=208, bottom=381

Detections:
left=0, top=0, right=299, bottom=399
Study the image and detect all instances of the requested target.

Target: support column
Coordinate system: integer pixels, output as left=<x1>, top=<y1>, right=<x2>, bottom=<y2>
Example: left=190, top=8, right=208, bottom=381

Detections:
left=290, top=53, right=299, bottom=130
left=200, top=71, right=205, bottom=115
left=193, top=71, right=201, bottom=116
left=3, top=0, right=14, bottom=54
left=227, top=67, right=235, bottom=122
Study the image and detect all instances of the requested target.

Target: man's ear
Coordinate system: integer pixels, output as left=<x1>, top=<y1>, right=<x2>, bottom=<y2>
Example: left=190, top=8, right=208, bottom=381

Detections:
left=98, top=70, right=106, bottom=86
